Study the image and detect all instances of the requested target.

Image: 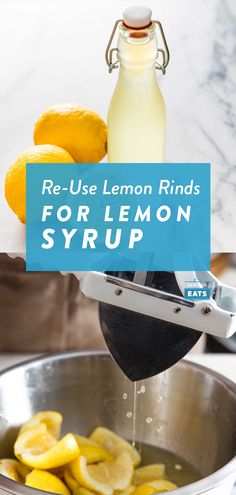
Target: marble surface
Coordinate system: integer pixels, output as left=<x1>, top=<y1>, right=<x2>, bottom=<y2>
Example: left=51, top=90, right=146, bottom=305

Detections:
left=0, top=0, right=235, bottom=252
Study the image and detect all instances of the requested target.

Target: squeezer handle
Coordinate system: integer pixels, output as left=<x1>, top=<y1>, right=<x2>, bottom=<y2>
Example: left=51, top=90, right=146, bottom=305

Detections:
left=73, top=272, right=236, bottom=340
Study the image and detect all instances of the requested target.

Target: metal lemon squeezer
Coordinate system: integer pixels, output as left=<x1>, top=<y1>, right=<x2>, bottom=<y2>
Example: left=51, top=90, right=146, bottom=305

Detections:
left=72, top=270, right=236, bottom=381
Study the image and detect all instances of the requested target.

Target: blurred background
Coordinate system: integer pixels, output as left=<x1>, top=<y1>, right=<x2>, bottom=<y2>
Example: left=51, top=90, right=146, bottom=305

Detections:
left=0, top=253, right=236, bottom=355
left=207, top=254, right=236, bottom=352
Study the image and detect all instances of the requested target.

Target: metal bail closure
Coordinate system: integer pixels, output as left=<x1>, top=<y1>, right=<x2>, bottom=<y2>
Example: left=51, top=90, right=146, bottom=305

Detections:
left=105, top=20, right=122, bottom=73
left=105, top=18, right=170, bottom=75
left=153, top=20, right=170, bottom=74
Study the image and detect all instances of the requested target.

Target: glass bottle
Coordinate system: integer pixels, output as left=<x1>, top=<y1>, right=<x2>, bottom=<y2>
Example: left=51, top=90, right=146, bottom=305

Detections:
left=106, top=6, right=170, bottom=163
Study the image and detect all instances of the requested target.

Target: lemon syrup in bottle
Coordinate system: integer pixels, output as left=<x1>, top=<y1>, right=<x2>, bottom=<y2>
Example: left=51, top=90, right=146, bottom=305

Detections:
left=106, top=6, right=170, bottom=163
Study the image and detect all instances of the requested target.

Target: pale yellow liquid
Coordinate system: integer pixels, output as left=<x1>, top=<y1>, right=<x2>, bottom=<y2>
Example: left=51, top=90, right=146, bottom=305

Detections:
left=139, top=442, right=202, bottom=487
left=108, top=31, right=166, bottom=163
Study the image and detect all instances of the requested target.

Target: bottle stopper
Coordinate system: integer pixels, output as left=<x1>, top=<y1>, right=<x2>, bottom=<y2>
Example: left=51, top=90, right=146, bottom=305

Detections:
left=123, top=6, right=152, bottom=29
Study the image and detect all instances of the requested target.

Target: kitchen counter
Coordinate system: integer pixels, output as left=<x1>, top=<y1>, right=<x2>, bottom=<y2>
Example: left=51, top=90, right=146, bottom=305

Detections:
left=0, top=0, right=235, bottom=252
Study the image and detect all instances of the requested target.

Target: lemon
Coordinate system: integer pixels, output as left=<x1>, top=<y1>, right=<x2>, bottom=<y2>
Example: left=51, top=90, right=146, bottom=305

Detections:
left=132, top=480, right=178, bottom=494
left=34, top=103, right=107, bottom=163
left=26, top=469, right=70, bottom=495
left=63, top=467, right=79, bottom=492
left=74, top=488, right=97, bottom=495
left=70, top=455, right=112, bottom=495
left=0, top=459, right=20, bottom=482
left=146, top=479, right=177, bottom=492
left=131, top=485, right=156, bottom=495
left=74, top=435, right=113, bottom=463
left=70, top=452, right=133, bottom=495
left=0, top=459, right=30, bottom=482
left=75, top=435, right=102, bottom=447
left=18, top=411, right=63, bottom=440
left=133, top=464, right=165, bottom=485
left=119, top=486, right=135, bottom=495
left=14, top=423, right=79, bottom=469
left=5, top=144, right=74, bottom=223
left=102, top=451, right=133, bottom=491
left=90, top=427, right=141, bottom=468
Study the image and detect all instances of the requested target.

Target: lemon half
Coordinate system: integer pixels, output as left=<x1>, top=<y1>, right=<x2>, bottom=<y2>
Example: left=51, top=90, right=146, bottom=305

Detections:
left=132, top=464, right=165, bottom=485
left=74, top=435, right=113, bottom=464
left=70, top=455, right=112, bottom=495
left=74, top=488, right=97, bottom=495
left=90, top=427, right=141, bottom=468
left=18, top=411, right=62, bottom=440
left=132, top=485, right=156, bottom=495
left=70, top=452, right=133, bottom=495
left=63, top=467, right=79, bottom=492
left=132, top=479, right=177, bottom=495
left=26, top=469, right=70, bottom=495
left=0, top=459, right=30, bottom=482
left=14, top=424, right=79, bottom=469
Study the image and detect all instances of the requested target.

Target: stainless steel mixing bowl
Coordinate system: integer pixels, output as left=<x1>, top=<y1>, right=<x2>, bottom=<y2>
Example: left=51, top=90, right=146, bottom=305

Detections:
left=0, top=351, right=235, bottom=495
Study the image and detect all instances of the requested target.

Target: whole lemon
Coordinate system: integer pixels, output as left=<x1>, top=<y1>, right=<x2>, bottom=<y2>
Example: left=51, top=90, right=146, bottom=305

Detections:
left=5, top=144, right=74, bottom=224
left=34, top=103, right=107, bottom=163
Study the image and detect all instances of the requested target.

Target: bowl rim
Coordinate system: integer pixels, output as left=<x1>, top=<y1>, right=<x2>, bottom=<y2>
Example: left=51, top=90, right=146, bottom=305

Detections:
left=0, top=350, right=235, bottom=495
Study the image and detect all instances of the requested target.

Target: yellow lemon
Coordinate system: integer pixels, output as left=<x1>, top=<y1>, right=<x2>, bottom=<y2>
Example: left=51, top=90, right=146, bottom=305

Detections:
left=74, top=488, right=97, bottom=495
left=75, top=435, right=103, bottom=447
left=70, top=455, right=112, bottom=495
left=101, top=451, right=133, bottom=491
left=119, top=486, right=135, bottom=495
left=5, top=144, right=74, bottom=223
left=90, top=427, right=141, bottom=468
left=0, top=459, right=30, bottom=482
left=63, top=467, right=79, bottom=492
left=14, top=423, right=79, bottom=469
left=133, top=480, right=177, bottom=494
left=131, top=485, right=156, bottom=495
left=34, top=103, right=107, bottom=163
left=133, top=464, right=165, bottom=485
left=148, top=479, right=177, bottom=491
left=25, top=469, right=70, bottom=495
left=18, top=411, right=63, bottom=440
left=74, top=435, right=113, bottom=463
left=70, top=452, right=133, bottom=495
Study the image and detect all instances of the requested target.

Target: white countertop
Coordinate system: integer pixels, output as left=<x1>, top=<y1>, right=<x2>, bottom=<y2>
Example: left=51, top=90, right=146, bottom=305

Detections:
left=0, top=0, right=235, bottom=252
